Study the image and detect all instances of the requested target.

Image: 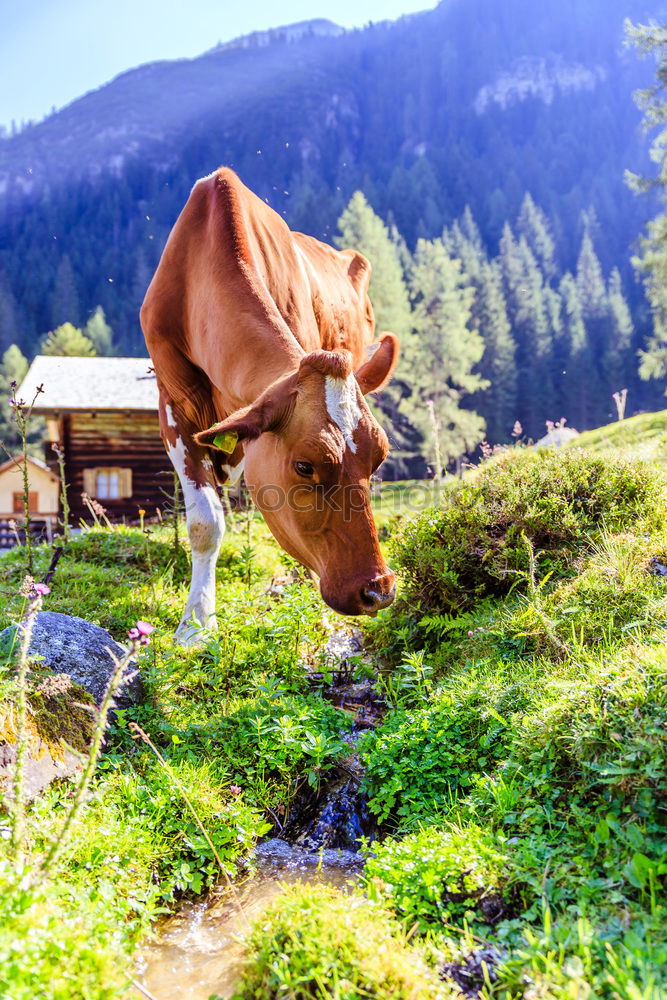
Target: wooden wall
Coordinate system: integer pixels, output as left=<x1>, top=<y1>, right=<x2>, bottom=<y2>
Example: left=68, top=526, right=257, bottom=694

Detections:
left=55, top=411, right=174, bottom=525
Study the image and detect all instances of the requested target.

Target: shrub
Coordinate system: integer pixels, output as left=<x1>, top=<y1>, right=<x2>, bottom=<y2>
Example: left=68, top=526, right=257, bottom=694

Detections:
left=359, top=673, right=509, bottom=825
left=230, top=884, right=449, bottom=1000
left=389, top=449, right=666, bottom=618
left=363, top=824, right=509, bottom=932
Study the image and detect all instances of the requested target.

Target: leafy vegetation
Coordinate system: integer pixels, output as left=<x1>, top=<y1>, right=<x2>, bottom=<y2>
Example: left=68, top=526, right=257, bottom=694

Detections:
left=357, top=446, right=667, bottom=998
left=2, top=442, right=667, bottom=998
left=0, top=513, right=354, bottom=997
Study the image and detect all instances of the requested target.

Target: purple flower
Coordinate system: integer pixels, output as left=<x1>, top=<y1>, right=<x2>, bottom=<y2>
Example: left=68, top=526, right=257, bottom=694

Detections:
left=136, top=620, right=154, bottom=636
left=33, top=582, right=50, bottom=596
left=128, top=627, right=140, bottom=640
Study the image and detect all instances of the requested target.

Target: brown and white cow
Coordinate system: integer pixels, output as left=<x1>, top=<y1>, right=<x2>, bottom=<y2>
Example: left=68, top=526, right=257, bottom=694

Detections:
left=141, top=167, right=398, bottom=643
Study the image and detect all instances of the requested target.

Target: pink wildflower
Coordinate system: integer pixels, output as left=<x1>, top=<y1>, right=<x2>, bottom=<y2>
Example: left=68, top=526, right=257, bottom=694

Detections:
left=33, top=582, right=50, bottom=597
left=229, top=784, right=242, bottom=796
left=128, top=627, right=140, bottom=640
left=136, top=621, right=154, bottom=636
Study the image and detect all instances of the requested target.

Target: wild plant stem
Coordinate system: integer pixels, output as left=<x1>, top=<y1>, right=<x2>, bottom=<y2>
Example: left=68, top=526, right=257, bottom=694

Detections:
left=129, top=722, right=250, bottom=928
left=9, top=593, right=41, bottom=865
left=33, top=644, right=136, bottom=884
left=52, top=442, right=70, bottom=543
left=20, top=426, right=33, bottom=573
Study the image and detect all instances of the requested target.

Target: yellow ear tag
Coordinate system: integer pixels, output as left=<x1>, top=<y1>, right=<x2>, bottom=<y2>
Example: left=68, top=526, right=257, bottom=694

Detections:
left=213, top=430, right=238, bottom=454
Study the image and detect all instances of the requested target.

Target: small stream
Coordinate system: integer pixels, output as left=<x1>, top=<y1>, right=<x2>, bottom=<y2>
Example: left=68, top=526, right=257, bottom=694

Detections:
left=134, top=626, right=379, bottom=1000
left=135, top=841, right=363, bottom=1000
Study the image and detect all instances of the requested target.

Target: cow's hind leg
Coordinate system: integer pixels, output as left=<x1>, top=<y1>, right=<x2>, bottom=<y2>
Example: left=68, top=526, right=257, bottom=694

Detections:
left=161, top=396, right=225, bottom=645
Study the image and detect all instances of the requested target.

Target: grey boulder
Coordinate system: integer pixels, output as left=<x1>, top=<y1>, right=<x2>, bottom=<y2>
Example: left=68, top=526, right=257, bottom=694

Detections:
left=1, top=611, right=142, bottom=708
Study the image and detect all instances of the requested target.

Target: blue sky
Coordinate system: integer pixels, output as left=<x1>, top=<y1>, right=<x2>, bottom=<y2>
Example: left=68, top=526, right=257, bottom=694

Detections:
left=0, top=0, right=437, bottom=131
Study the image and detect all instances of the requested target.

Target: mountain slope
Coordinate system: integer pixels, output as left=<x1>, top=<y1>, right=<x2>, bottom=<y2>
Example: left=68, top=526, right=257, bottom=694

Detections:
left=0, top=0, right=661, bottom=356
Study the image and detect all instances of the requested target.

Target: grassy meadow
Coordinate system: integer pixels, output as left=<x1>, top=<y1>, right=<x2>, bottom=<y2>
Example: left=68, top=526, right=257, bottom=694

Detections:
left=1, top=413, right=667, bottom=999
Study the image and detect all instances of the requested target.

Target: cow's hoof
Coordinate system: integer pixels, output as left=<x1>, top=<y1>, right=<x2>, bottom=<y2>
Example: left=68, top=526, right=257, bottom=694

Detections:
left=174, top=625, right=210, bottom=647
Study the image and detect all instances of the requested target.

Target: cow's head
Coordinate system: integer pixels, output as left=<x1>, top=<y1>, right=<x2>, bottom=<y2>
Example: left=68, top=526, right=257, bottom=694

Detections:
left=194, top=334, right=398, bottom=615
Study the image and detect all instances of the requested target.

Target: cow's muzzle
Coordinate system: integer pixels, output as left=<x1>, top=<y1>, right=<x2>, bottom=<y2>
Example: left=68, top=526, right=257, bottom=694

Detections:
left=322, top=570, right=396, bottom=617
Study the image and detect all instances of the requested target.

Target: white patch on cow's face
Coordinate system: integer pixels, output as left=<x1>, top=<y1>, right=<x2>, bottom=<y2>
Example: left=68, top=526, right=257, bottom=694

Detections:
left=325, top=374, right=362, bottom=454
left=222, top=456, right=245, bottom=487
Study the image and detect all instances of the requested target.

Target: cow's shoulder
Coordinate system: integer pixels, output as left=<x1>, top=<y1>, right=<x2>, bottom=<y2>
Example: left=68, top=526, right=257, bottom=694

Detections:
left=291, top=233, right=374, bottom=358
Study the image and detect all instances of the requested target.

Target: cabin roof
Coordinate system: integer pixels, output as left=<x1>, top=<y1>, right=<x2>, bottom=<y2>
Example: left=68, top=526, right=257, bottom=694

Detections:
left=17, top=356, right=158, bottom=413
left=0, top=454, right=59, bottom=481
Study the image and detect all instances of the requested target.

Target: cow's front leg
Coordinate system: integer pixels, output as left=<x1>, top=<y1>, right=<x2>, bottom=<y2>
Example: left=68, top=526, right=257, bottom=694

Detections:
left=161, top=398, right=225, bottom=645
left=178, top=474, right=225, bottom=643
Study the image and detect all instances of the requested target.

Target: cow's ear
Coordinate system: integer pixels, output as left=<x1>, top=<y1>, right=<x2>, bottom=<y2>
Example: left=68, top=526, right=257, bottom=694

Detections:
left=194, top=378, right=296, bottom=452
left=355, top=333, right=399, bottom=394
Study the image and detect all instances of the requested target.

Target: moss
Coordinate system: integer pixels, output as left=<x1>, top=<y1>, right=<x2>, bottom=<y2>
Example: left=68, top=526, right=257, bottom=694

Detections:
left=0, top=676, right=94, bottom=760
left=232, top=883, right=450, bottom=1000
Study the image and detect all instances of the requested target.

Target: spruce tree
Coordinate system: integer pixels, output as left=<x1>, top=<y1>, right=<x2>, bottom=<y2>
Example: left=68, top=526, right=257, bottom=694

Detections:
left=336, top=191, right=412, bottom=339
left=84, top=306, right=114, bottom=355
left=517, top=193, right=557, bottom=279
left=557, top=272, right=592, bottom=429
left=575, top=230, right=608, bottom=419
left=406, top=238, right=487, bottom=469
left=50, top=254, right=81, bottom=328
left=0, top=345, right=29, bottom=451
left=336, top=191, right=417, bottom=475
left=603, top=268, right=634, bottom=406
left=473, top=260, right=518, bottom=443
left=627, top=21, right=667, bottom=393
left=499, top=225, right=555, bottom=436
left=41, top=323, right=96, bottom=357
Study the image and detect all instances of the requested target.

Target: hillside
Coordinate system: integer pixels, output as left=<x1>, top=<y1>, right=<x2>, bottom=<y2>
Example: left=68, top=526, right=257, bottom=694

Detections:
left=0, top=0, right=662, bottom=361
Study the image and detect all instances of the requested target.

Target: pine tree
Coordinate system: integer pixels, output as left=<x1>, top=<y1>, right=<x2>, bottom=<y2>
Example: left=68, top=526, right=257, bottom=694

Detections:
left=0, top=344, right=29, bottom=451
left=336, top=191, right=412, bottom=339
left=406, top=238, right=487, bottom=469
left=50, top=254, right=81, bottom=328
left=557, top=272, right=592, bottom=429
left=627, top=21, right=667, bottom=393
left=41, top=323, right=96, bottom=357
left=84, top=306, right=114, bottom=355
left=517, top=193, right=557, bottom=279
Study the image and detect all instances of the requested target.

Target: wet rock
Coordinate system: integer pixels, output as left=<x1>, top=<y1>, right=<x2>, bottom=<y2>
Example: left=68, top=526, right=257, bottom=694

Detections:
left=282, top=751, right=375, bottom=853
left=650, top=557, right=667, bottom=578
left=255, top=837, right=364, bottom=870
left=440, top=946, right=503, bottom=997
left=0, top=611, right=142, bottom=708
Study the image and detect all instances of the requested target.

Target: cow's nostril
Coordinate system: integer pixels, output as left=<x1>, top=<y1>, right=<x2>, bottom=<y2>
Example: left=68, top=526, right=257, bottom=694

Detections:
left=359, top=582, right=396, bottom=612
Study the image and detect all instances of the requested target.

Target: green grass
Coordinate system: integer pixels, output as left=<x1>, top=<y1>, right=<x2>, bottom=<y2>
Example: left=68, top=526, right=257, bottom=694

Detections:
left=564, top=408, right=667, bottom=468
left=3, top=444, right=667, bottom=999
left=0, top=512, right=356, bottom=998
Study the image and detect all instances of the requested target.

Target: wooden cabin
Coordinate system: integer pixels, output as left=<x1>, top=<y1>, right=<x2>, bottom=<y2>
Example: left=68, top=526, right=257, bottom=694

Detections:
left=0, top=455, right=59, bottom=546
left=17, top=356, right=174, bottom=525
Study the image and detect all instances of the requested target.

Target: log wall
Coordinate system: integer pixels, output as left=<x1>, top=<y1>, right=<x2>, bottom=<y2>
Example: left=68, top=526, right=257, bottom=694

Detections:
left=57, top=411, right=174, bottom=525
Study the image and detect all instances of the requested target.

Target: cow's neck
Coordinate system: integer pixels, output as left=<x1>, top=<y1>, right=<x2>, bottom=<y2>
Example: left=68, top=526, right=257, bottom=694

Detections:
left=213, top=319, right=309, bottom=414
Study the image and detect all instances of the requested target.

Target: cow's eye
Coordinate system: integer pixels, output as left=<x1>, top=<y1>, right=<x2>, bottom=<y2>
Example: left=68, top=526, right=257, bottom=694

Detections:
left=294, top=461, right=314, bottom=478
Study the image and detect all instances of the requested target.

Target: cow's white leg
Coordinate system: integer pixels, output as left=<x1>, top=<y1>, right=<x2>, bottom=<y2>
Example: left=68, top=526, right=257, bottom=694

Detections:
left=165, top=423, right=225, bottom=646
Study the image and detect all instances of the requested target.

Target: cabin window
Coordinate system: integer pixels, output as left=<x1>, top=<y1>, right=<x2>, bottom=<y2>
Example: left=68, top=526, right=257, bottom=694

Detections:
left=83, top=467, right=132, bottom=500
left=13, top=492, right=39, bottom=514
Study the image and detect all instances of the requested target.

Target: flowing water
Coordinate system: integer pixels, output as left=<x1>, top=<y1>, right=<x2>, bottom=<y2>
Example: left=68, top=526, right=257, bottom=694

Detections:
left=135, top=841, right=363, bottom=1000
left=135, top=627, right=378, bottom=1000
